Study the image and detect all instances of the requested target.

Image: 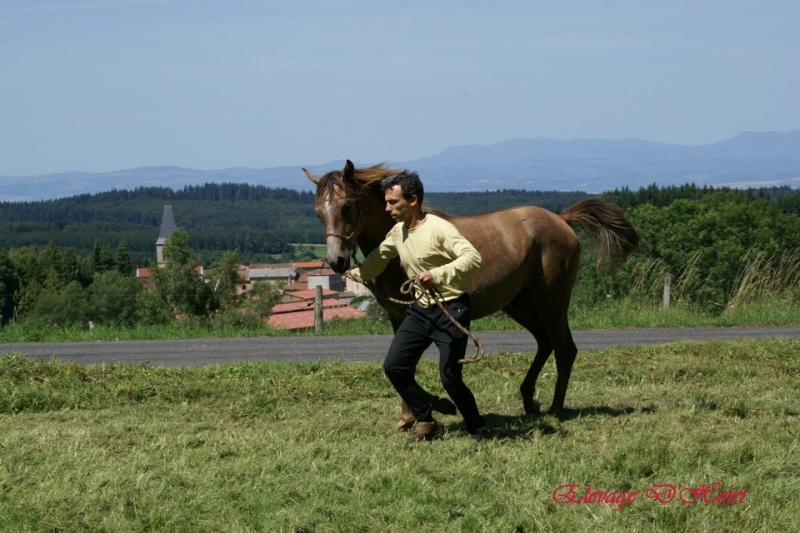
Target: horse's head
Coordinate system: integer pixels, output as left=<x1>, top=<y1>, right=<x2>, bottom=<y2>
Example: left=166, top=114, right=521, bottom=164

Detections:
left=304, top=160, right=364, bottom=273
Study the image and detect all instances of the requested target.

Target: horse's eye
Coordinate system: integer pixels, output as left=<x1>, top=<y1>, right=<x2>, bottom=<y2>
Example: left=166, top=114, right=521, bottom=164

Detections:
left=342, top=203, right=352, bottom=218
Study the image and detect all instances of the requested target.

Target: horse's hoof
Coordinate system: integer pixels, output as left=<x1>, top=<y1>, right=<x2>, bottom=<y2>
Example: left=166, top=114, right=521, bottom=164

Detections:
left=522, top=397, right=541, bottom=415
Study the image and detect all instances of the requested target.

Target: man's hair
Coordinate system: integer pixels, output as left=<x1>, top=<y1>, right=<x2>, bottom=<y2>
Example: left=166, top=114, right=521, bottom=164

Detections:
left=381, top=171, right=424, bottom=204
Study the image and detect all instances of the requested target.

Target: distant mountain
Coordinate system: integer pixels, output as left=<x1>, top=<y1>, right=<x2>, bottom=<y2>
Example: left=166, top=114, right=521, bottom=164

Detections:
left=409, top=131, right=800, bottom=192
left=1, top=131, right=798, bottom=201
left=0, top=165, right=312, bottom=203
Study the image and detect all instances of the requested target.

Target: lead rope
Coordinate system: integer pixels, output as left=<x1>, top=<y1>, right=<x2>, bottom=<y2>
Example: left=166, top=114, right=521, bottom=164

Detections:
left=345, top=251, right=484, bottom=364
left=388, top=278, right=485, bottom=365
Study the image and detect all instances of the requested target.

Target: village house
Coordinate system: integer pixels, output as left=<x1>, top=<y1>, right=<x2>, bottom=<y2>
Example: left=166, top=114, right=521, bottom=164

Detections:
left=238, top=263, right=298, bottom=295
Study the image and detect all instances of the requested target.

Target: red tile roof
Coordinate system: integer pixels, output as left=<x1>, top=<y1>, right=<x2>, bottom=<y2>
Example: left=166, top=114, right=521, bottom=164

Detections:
left=283, top=272, right=313, bottom=291
left=267, top=303, right=366, bottom=330
left=271, top=297, right=344, bottom=314
left=286, top=288, right=339, bottom=301
left=307, top=268, right=337, bottom=276
left=294, top=260, right=326, bottom=270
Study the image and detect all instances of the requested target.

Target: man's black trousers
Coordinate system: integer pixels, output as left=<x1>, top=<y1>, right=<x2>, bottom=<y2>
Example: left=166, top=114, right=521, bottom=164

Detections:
left=383, top=293, right=485, bottom=434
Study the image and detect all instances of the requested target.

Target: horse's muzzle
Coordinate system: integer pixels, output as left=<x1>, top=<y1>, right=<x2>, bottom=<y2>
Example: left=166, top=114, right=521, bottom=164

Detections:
left=327, top=255, right=350, bottom=273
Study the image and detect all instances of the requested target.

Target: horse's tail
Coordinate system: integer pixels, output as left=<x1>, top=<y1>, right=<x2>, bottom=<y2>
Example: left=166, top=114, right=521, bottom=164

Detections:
left=559, top=198, right=640, bottom=274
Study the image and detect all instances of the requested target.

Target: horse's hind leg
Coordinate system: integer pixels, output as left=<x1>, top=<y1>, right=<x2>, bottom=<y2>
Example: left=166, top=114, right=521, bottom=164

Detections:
left=508, top=284, right=578, bottom=418
left=503, top=290, right=552, bottom=415
left=549, top=321, right=577, bottom=417
left=522, top=333, right=553, bottom=415
left=530, top=282, right=578, bottom=418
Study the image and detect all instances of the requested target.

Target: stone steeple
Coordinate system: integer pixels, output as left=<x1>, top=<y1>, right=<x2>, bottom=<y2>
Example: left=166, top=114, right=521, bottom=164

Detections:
left=156, top=205, right=176, bottom=265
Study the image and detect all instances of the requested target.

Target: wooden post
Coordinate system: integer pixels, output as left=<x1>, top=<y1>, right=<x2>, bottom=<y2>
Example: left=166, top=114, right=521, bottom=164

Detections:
left=314, top=285, right=324, bottom=333
left=663, top=273, right=672, bottom=310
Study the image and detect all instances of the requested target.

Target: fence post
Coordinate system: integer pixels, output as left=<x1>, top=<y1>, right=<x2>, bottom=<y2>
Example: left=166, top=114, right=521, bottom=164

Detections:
left=663, top=274, right=672, bottom=310
left=314, top=285, right=324, bottom=333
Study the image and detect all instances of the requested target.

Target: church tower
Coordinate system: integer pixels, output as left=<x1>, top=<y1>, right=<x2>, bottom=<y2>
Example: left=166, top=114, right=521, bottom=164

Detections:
left=156, top=205, right=176, bottom=265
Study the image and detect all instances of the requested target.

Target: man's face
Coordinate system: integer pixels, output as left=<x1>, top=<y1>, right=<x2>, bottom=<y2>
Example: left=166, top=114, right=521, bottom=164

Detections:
left=384, top=185, right=416, bottom=224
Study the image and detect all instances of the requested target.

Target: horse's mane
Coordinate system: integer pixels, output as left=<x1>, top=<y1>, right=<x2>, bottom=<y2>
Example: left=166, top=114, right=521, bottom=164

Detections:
left=353, top=163, right=402, bottom=187
left=320, top=163, right=454, bottom=217
left=357, top=164, right=456, bottom=217
left=317, top=163, right=403, bottom=202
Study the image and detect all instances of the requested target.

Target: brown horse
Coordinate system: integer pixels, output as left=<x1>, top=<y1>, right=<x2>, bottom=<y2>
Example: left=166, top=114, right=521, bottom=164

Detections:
left=304, top=160, right=639, bottom=418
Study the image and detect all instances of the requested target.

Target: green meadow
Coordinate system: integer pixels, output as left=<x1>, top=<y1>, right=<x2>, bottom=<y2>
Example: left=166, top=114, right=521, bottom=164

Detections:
left=1, top=336, right=798, bottom=532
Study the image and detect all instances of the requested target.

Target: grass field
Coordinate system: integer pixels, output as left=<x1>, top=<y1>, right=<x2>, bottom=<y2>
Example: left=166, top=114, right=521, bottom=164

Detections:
left=1, top=337, right=798, bottom=532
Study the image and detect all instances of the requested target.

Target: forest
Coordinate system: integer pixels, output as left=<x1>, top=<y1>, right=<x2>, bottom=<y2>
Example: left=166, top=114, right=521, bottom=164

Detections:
left=0, top=182, right=798, bottom=329
left=0, top=184, right=592, bottom=266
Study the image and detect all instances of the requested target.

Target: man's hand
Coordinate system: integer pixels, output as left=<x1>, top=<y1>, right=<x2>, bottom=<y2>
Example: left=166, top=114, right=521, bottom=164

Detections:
left=417, top=270, right=434, bottom=289
left=347, top=269, right=364, bottom=284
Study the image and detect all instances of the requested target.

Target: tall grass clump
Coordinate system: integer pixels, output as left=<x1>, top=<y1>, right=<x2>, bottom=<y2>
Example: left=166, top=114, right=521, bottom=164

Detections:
left=612, top=251, right=707, bottom=310
left=728, top=251, right=800, bottom=307
left=568, top=247, right=800, bottom=328
left=721, top=251, right=800, bottom=325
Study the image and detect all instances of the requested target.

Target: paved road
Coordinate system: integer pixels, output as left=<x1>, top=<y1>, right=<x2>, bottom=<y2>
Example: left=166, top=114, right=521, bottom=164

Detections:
left=2, top=326, right=798, bottom=367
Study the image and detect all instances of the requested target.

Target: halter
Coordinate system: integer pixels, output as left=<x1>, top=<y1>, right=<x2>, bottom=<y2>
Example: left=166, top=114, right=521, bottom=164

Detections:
left=325, top=232, right=363, bottom=268
left=322, top=185, right=368, bottom=264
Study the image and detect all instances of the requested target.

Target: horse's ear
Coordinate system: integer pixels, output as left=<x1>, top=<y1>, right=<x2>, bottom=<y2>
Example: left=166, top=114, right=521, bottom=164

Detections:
left=342, top=160, right=355, bottom=183
left=303, top=168, right=321, bottom=184
left=342, top=160, right=359, bottom=187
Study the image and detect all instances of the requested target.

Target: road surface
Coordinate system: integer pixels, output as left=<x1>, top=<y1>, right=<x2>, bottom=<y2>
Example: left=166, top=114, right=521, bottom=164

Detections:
left=2, top=326, right=798, bottom=367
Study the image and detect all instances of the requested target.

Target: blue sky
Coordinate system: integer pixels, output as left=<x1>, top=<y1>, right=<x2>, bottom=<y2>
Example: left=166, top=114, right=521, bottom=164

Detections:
left=1, top=0, right=798, bottom=176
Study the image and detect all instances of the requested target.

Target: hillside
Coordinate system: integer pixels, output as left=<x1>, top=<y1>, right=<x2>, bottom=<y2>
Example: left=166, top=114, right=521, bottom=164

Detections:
left=1, top=131, right=797, bottom=202
left=0, top=185, right=591, bottom=265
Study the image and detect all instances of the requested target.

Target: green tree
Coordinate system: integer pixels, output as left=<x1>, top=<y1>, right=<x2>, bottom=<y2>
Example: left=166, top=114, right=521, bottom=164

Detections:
left=87, top=271, right=143, bottom=326
left=243, top=281, right=284, bottom=318
left=625, top=191, right=800, bottom=309
left=24, top=281, right=91, bottom=328
left=0, top=251, right=18, bottom=325
left=135, top=290, right=172, bottom=326
left=7, top=244, right=91, bottom=321
left=115, top=241, right=133, bottom=276
left=92, top=241, right=115, bottom=273
left=205, top=250, right=243, bottom=313
left=151, top=229, right=213, bottom=318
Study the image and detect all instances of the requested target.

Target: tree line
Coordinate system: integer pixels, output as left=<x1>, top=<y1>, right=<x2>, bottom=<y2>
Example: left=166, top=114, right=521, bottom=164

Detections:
left=0, top=230, right=283, bottom=329
left=0, top=184, right=319, bottom=265
left=0, top=182, right=798, bottom=328
left=0, top=184, right=596, bottom=266
left=585, top=185, right=800, bottom=310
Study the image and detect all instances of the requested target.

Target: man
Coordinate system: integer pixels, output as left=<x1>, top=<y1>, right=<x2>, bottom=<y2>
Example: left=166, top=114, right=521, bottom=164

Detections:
left=350, top=171, right=486, bottom=442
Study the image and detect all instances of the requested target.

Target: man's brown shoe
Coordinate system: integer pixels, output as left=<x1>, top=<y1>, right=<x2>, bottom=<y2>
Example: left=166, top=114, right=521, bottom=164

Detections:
left=408, top=420, right=443, bottom=442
